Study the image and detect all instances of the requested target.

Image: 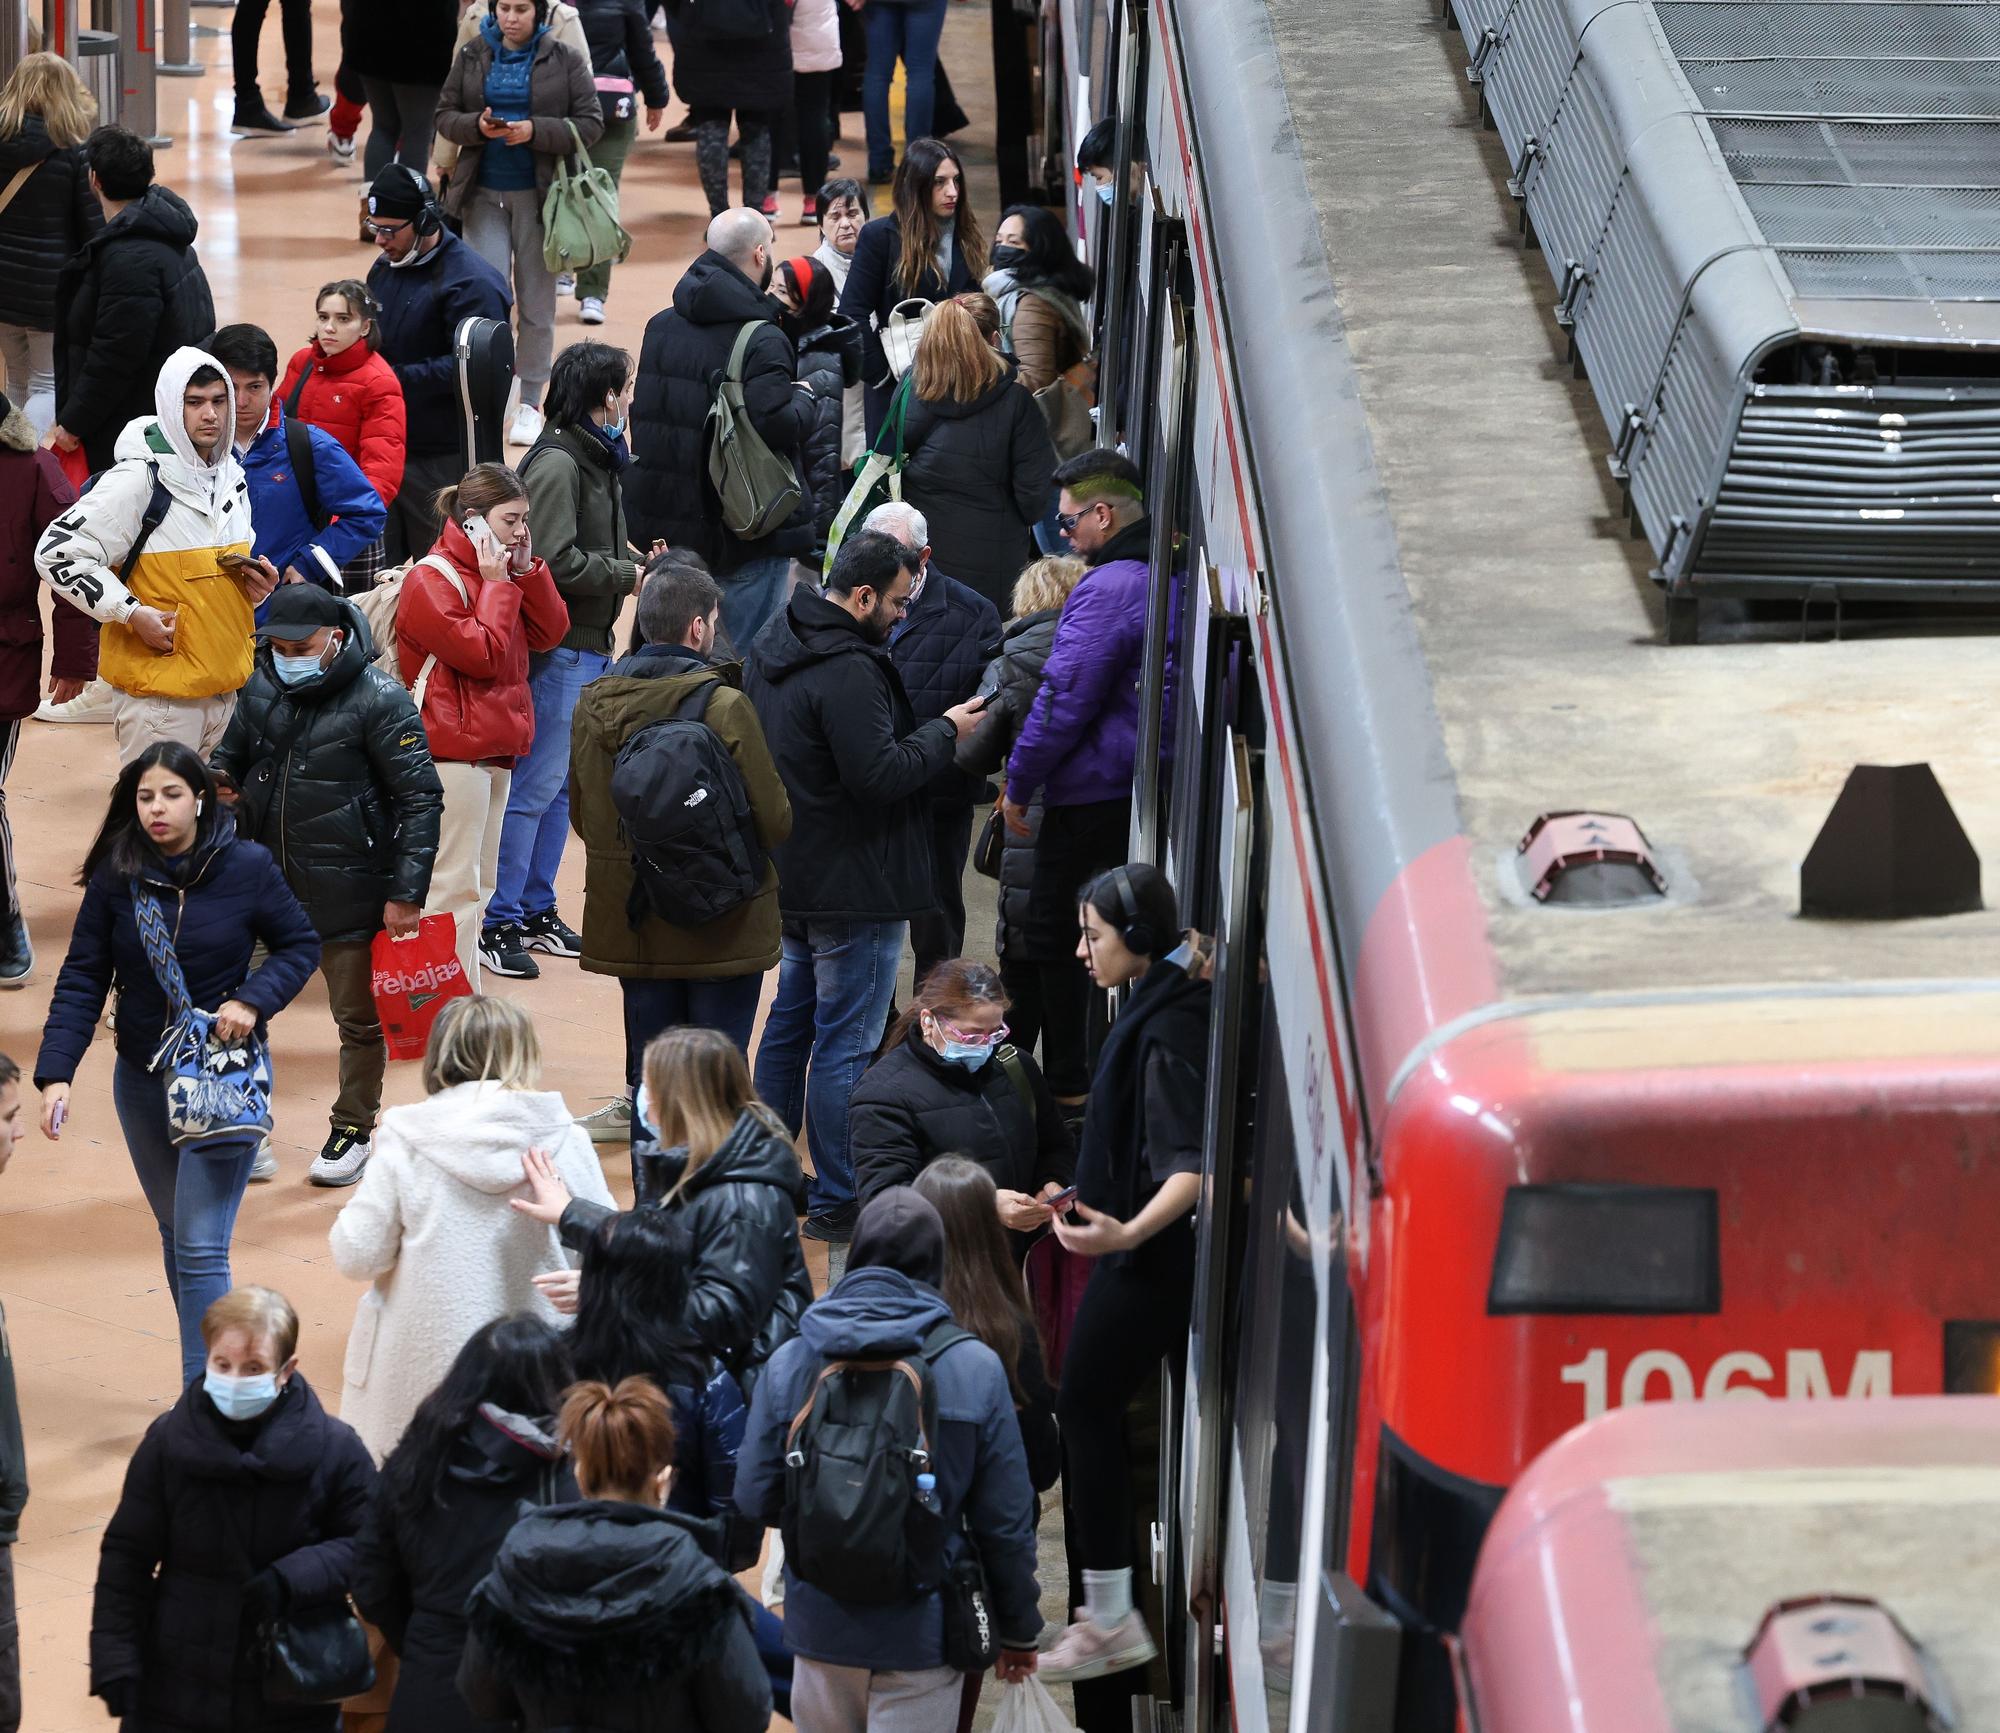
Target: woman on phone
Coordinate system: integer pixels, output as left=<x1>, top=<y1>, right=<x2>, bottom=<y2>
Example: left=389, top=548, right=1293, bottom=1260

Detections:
left=397, top=461, right=569, bottom=988
left=34, top=745, right=321, bottom=1383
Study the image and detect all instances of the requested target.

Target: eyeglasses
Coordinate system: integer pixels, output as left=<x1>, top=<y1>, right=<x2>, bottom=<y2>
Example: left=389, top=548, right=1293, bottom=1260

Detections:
left=933, top=1016, right=1009, bottom=1048
left=364, top=219, right=411, bottom=239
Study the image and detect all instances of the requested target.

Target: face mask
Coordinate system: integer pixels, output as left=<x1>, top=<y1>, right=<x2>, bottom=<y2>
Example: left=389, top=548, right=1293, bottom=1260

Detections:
left=938, top=1039, right=994, bottom=1070
left=272, top=635, right=335, bottom=686
left=1095, top=181, right=1115, bottom=208
left=603, top=399, right=628, bottom=439
left=635, top=1081, right=658, bottom=1142
left=205, top=1369, right=281, bottom=1421
left=991, top=245, right=1026, bottom=270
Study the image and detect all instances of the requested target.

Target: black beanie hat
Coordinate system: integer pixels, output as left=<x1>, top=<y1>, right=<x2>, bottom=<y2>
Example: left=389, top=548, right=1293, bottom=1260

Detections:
left=847, top=1187, right=946, bottom=1290
left=365, top=166, right=430, bottom=223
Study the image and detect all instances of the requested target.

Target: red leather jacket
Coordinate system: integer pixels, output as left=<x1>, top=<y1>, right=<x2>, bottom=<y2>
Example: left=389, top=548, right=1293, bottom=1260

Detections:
left=277, top=336, right=408, bottom=509
left=397, top=517, right=569, bottom=763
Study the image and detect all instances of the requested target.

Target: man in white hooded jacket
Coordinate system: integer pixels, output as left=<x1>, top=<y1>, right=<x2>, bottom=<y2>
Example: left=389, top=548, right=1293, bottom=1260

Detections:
left=34, top=346, right=283, bottom=764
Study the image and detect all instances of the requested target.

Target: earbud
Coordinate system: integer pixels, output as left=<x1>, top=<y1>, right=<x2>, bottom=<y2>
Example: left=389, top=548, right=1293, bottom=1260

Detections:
left=195, top=798, right=204, bottom=816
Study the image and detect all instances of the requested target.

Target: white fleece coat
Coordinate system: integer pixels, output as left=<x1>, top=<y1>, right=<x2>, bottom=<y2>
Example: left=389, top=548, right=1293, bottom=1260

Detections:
left=329, top=1081, right=614, bottom=1461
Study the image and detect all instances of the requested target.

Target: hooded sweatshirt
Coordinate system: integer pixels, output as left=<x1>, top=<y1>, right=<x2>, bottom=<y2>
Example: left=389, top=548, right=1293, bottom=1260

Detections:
left=34, top=345, right=256, bottom=701
left=329, top=1080, right=614, bottom=1461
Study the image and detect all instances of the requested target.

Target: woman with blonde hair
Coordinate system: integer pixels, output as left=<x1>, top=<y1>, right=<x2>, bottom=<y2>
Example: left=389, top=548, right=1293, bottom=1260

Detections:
left=896, top=296, right=1057, bottom=612
left=330, top=994, right=612, bottom=1460
left=957, top=552, right=1093, bottom=1104
left=0, top=54, right=100, bottom=434
left=514, top=1025, right=811, bottom=1399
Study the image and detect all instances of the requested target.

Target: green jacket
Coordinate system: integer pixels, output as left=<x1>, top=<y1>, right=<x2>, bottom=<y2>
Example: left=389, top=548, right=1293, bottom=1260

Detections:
left=569, top=643, right=792, bottom=977
left=522, top=422, right=632, bottom=655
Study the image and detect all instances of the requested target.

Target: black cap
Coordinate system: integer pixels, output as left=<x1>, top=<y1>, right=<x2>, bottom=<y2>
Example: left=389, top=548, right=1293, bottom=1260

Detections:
left=365, top=165, right=430, bottom=222
left=847, top=1187, right=946, bottom=1290
left=257, top=584, right=347, bottom=638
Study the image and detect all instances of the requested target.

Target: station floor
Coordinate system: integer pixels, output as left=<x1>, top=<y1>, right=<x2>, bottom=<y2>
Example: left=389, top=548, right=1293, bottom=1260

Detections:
left=0, top=4, right=1036, bottom=1725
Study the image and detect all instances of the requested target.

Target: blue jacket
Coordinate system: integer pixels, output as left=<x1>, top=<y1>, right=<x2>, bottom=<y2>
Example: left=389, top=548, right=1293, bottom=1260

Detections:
left=889, top=566, right=1001, bottom=805
left=240, top=409, right=386, bottom=588
left=368, top=230, right=512, bottom=457
left=733, top=1267, right=1042, bottom=1670
left=33, top=817, right=323, bottom=1088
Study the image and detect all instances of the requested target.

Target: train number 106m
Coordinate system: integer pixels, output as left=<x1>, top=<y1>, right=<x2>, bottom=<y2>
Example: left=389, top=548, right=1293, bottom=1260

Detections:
left=1560, top=1347, right=1892, bottom=1422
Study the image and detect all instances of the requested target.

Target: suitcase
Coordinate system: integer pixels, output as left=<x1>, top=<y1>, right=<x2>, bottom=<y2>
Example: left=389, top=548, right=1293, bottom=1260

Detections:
left=453, top=315, right=516, bottom=470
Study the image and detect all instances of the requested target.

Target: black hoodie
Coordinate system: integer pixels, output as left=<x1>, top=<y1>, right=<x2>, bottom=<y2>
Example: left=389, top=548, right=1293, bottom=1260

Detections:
left=627, top=248, right=815, bottom=574
left=0, top=115, right=102, bottom=332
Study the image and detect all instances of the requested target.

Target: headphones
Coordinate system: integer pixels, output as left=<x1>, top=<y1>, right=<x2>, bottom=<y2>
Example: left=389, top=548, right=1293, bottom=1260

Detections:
left=375, top=163, right=442, bottom=239
left=1107, top=865, right=1157, bottom=958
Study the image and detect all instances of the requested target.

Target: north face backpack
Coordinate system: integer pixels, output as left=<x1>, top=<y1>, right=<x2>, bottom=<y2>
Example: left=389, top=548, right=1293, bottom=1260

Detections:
left=780, top=1324, right=975, bottom=1605
left=706, top=321, right=804, bottom=539
left=610, top=679, right=767, bottom=930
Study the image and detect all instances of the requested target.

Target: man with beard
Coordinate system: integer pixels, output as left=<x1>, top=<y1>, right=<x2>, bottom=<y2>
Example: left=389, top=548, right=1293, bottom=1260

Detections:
left=743, top=531, right=987, bottom=1242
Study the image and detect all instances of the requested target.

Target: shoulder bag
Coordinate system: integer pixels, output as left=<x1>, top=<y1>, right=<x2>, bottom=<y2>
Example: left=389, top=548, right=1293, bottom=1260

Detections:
left=822, top=372, right=914, bottom=577
left=881, top=297, right=935, bottom=380
left=543, top=119, right=633, bottom=274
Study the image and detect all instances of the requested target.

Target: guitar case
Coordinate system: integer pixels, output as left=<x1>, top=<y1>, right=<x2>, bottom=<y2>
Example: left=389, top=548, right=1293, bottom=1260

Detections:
left=453, top=315, right=516, bottom=470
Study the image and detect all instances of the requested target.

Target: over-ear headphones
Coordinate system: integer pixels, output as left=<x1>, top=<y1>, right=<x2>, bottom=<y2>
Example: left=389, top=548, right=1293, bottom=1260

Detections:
left=384, top=163, right=442, bottom=239
left=1109, top=865, right=1157, bottom=958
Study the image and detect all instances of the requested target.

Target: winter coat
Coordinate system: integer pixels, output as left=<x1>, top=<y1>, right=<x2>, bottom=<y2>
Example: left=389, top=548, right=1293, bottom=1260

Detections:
left=54, top=184, right=215, bottom=471
left=0, top=401, right=92, bottom=721
left=567, top=643, right=792, bottom=979
left=352, top=1408, right=576, bottom=1733
left=520, top=421, right=631, bottom=656
left=888, top=566, right=1000, bottom=804
left=792, top=316, right=862, bottom=548
left=208, top=600, right=443, bottom=944
left=0, top=117, right=101, bottom=332
left=89, top=1376, right=377, bottom=1733
left=34, top=816, right=321, bottom=1088
left=395, top=516, right=570, bottom=762
left=277, top=337, right=409, bottom=510
left=900, top=366, right=1056, bottom=612
left=459, top=1501, right=772, bottom=1733
left=850, top=1024, right=1073, bottom=1205
left=958, top=607, right=1063, bottom=960
left=36, top=348, right=255, bottom=701
left=662, top=0, right=794, bottom=112
left=665, top=1362, right=752, bottom=1559
left=367, top=231, right=512, bottom=459
left=1005, top=514, right=1149, bottom=809
left=837, top=215, right=978, bottom=398
left=330, top=1081, right=614, bottom=1461
left=985, top=269, right=1092, bottom=396
left=735, top=1265, right=1043, bottom=1669
left=743, top=583, right=956, bottom=922
left=237, top=408, right=388, bottom=584
left=791, top=0, right=841, bottom=73
left=435, top=29, right=602, bottom=216
left=342, top=0, right=459, bottom=84
left=575, top=0, right=670, bottom=110
left=627, top=250, right=815, bottom=573
left=560, top=1107, right=812, bottom=1398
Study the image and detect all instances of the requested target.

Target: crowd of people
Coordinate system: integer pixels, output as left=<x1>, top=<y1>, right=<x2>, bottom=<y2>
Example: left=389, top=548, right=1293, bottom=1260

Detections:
left=0, top=12, right=1207, bottom=1730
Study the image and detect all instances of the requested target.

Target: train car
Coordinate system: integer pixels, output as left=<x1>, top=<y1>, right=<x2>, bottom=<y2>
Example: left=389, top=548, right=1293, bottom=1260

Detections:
left=1031, top=0, right=2000, bottom=1730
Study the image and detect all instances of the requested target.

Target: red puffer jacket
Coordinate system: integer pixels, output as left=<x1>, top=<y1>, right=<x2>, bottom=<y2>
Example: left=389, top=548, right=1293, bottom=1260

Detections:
left=397, top=517, right=569, bottom=763
left=277, top=336, right=408, bottom=509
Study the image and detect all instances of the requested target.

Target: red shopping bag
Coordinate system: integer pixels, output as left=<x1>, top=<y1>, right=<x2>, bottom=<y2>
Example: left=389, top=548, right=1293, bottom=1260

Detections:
left=55, top=442, right=91, bottom=493
left=370, top=916, right=471, bottom=1061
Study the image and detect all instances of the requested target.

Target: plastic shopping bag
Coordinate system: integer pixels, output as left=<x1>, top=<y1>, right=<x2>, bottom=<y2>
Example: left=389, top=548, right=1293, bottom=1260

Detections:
left=370, top=916, right=471, bottom=1061
left=992, top=1677, right=1079, bottom=1733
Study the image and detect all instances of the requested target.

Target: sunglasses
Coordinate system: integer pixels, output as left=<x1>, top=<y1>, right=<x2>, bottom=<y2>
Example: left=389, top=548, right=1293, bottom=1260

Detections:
left=1056, top=504, right=1108, bottom=534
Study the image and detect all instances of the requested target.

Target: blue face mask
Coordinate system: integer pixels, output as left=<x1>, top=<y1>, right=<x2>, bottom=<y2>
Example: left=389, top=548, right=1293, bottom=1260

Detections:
left=1095, top=180, right=1115, bottom=207
left=272, top=635, right=335, bottom=686
left=205, top=1368, right=282, bottom=1421
left=939, top=1040, right=995, bottom=1070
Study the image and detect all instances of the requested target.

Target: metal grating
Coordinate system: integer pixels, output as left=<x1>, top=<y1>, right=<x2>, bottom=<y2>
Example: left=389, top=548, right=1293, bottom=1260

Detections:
left=1739, top=183, right=2000, bottom=247
left=1774, top=247, right=2000, bottom=298
left=1657, top=2, right=2000, bottom=61
left=1683, top=60, right=2000, bottom=119
left=1708, top=118, right=2000, bottom=187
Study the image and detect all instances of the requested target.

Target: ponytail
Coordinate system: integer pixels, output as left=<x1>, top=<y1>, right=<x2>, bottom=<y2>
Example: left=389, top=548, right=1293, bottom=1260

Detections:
left=558, top=1376, right=676, bottom=1498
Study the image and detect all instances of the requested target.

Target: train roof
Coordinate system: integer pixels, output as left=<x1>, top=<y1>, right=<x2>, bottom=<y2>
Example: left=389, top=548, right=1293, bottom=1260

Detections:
left=1177, top=0, right=2000, bottom=1116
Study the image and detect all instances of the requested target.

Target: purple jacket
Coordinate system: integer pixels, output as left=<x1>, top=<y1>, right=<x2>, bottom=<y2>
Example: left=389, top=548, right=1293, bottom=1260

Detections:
left=1005, top=518, right=1150, bottom=807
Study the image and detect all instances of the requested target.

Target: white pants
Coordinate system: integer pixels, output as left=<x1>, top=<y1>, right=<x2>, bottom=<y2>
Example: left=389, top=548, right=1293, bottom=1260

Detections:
left=428, top=760, right=511, bottom=990
left=112, top=690, right=237, bottom=767
left=0, top=324, right=55, bottom=439
left=790, top=1659, right=963, bottom=1733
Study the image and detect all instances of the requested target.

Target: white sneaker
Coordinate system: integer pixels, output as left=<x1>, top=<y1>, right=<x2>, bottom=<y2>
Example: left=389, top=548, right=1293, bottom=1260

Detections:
left=579, top=296, right=606, bottom=325
left=248, top=1138, right=278, bottom=1183
left=508, top=404, right=544, bottom=447
left=1037, top=1611, right=1158, bottom=1683
left=34, top=676, right=117, bottom=723
left=309, top=1127, right=371, bottom=1187
left=576, top=1096, right=633, bottom=1144
left=555, top=273, right=576, bottom=297
left=327, top=130, right=356, bottom=161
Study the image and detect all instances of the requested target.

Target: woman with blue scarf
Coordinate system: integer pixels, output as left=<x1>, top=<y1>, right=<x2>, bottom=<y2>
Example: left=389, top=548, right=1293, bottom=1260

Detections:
left=481, top=341, right=643, bottom=979
left=435, top=0, right=601, bottom=450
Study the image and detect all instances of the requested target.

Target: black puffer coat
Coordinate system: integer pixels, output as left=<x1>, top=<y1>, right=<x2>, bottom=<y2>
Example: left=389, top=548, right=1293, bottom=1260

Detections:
left=627, top=249, right=814, bottom=574
left=89, top=1376, right=377, bottom=1733
left=0, top=118, right=102, bottom=331
left=900, top=367, right=1057, bottom=612
left=55, top=183, right=215, bottom=471
left=889, top=565, right=1000, bottom=804
left=560, top=1108, right=813, bottom=1401
left=459, top=1502, right=772, bottom=1733
left=744, top=584, right=957, bottom=922
left=791, top=314, right=863, bottom=549
left=575, top=0, right=669, bottom=108
left=850, top=1024, right=1074, bottom=1207
left=662, top=0, right=792, bottom=112
left=209, top=601, right=444, bottom=946
left=353, top=1407, right=576, bottom=1733
left=958, top=606, right=1062, bottom=960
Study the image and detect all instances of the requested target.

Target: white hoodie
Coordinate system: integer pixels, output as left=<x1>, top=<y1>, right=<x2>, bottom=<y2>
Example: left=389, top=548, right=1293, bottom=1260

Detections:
left=330, top=1080, right=615, bottom=1461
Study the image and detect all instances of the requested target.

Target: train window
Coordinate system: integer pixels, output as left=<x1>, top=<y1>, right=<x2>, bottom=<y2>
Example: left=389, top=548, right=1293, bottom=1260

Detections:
left=1488, top=1183, right=1721, bottom=1315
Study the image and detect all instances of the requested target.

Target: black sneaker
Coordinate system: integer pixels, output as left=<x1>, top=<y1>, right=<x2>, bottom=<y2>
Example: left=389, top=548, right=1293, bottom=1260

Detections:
left=479, top=923, right=540, bottom=979
left=0, top=914, right=31, bottom=989
left=283, top=90, right=331, bottom=121
left=521, top=909, right=583, bottom=959
left=231, top=101, right=295, bottom=134
left=801, top=1203, right=859, bottom=1244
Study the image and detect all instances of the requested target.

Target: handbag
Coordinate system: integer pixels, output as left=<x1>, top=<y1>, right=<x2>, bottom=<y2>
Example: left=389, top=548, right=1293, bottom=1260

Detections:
left=881, top=297, right=934, bottom=380
left=134, top=886, right=273, bottom=1154
left=542, top=119, right=632, bottom=274
left=940, top=1534, right=999, bottom=1671
left=972, top=805, right=1005, bottom=879
left=1035, top=358, right=1098, bottom=461
left=259, top=1601, right=376, bottom=1704
left=822, top=373, right=915, bottom=577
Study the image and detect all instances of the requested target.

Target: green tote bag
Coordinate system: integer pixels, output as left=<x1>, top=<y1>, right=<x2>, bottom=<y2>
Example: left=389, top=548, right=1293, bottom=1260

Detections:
left=543, top=120, right=633, bottom=274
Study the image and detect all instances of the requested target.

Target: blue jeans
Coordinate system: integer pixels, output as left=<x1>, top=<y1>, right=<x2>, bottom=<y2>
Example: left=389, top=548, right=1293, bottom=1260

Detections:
left=862, top=0, right=949, bottom=174
left=716, top=555, right=793, bottom=663
left=621, top=972, right=766, bottom=1087
left=112, top=1057, right=257, bottom=1386
left=487, top=647, right=609, bottom=931
left=754, top=918, right=906, bottom=1214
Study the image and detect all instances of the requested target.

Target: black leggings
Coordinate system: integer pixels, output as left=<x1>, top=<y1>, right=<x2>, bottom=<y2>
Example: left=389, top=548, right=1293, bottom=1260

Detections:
left=790, top=69, right=835, bottom=197
left=999, top=958, right=1093, bottom=1098
left=691, top=108, right=773, bottom=215
left=1056, top=1230, right=1196, bottom=1569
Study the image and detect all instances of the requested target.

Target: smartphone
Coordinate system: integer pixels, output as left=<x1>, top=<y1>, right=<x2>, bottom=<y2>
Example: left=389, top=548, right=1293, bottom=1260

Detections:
left=216, top=550, right=253, bottom=573
left=49, top=1099, right=66, bottom=1135
left=1045, top=1185, right=1079, bottom=1211
left=464, top=513, right=508, bottom=566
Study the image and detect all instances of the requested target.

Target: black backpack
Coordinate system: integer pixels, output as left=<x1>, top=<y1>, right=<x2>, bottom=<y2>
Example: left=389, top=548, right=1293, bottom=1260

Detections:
left=780, top=1324, right=974, bottom=1605
left=609, top=679, right=768, bottom=930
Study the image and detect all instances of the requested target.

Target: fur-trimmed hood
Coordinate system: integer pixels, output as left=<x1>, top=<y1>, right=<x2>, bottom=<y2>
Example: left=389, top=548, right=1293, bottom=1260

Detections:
left=0, top=404, right=34, bottom=454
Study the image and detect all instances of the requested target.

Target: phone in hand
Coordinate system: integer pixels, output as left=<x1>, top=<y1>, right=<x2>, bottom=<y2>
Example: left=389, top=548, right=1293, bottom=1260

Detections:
left=1045, top=1184, right=1080, bottom=1212
left=50, top=1099, right=67, bottom=1135
left=464, top=513, right=509, bottom=568
left=216, top=550, right=254, bottom=573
